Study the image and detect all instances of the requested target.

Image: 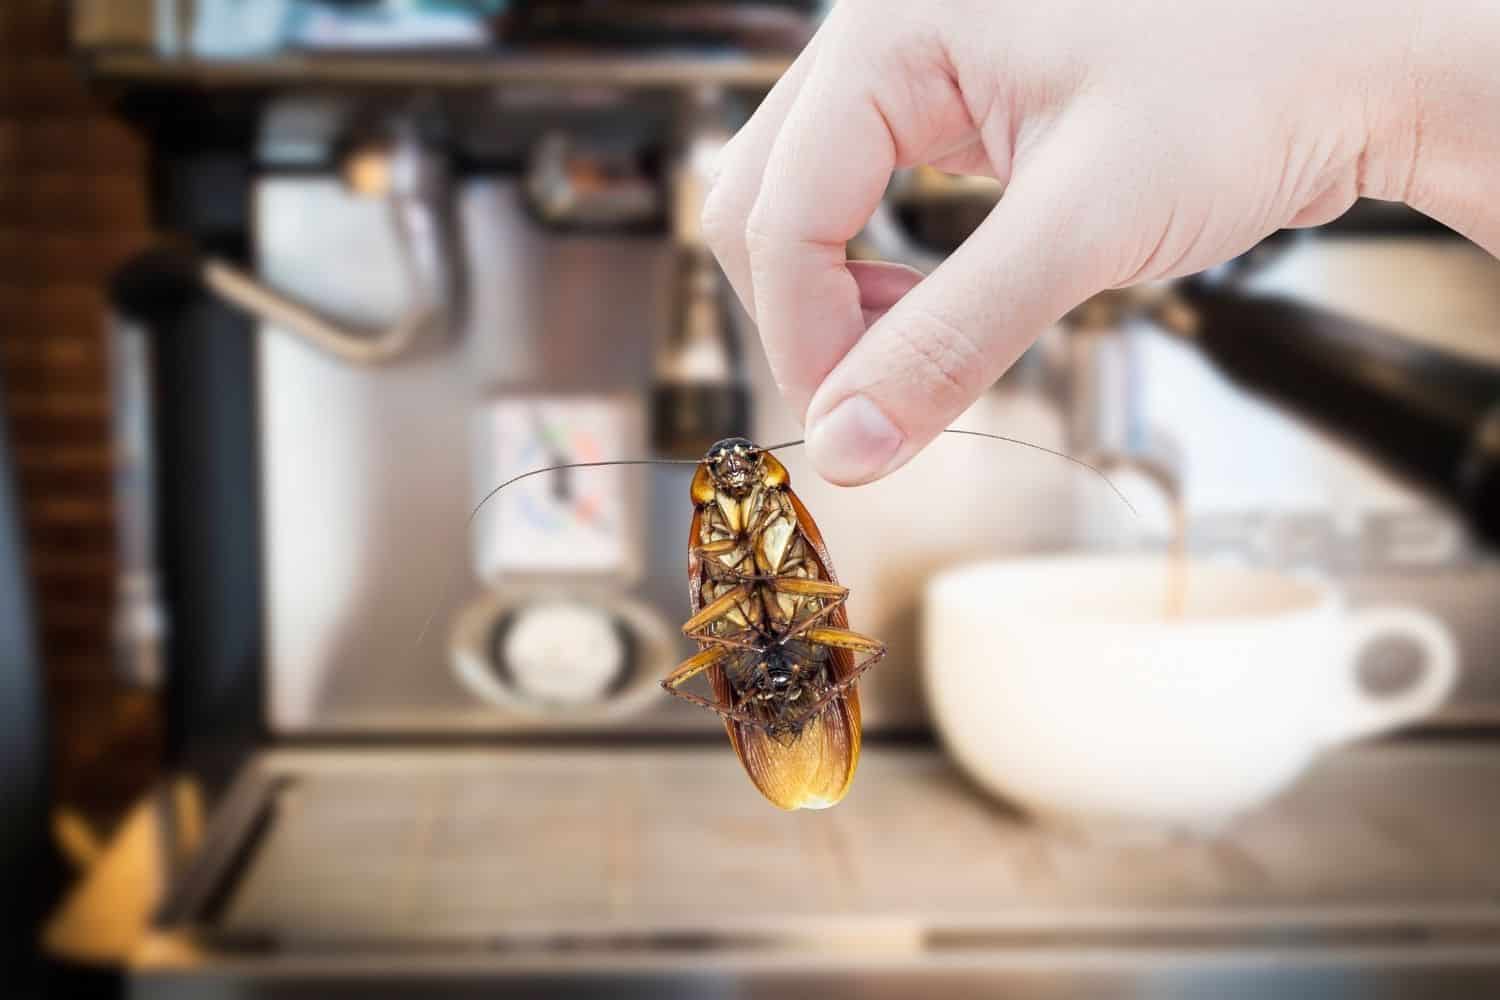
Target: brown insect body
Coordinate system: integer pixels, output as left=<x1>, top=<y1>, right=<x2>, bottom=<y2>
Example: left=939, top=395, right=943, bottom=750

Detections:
left=662, top=437, right=886, bottom=811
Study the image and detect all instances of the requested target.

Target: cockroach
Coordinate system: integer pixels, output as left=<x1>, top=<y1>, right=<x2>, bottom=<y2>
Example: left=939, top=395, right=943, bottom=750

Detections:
left=661, top=437, right=884, bottom=810
left=419, top=430, right=1135, bottom=812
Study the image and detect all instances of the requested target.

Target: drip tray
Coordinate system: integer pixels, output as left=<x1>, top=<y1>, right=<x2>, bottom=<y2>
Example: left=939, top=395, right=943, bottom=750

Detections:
left=160, top=744, right=1500, bottom=954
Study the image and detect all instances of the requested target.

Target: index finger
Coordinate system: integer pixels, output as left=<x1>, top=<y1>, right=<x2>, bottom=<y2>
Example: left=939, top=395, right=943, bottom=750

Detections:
left=744, top=55, right=897, bottom=418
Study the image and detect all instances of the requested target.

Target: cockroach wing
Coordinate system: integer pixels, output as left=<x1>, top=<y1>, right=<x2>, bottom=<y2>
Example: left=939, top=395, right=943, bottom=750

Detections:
left=689, top=486, right=862, bottom=811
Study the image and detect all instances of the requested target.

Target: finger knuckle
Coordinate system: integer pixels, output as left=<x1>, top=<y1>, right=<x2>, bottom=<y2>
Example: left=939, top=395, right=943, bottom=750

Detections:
left=742, top=201, right=786, bottom=261
left=893, top=305, right=984, bottom=402
left=699, top=181, right=743, bottom=256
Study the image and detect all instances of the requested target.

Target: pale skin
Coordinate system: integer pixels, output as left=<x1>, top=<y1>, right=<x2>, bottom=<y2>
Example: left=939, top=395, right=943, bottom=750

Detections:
left=702, top=0, right=1500, bottom=486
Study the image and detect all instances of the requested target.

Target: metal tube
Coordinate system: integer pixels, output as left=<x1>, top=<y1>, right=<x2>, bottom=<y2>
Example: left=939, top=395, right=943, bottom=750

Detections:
left=200, top=132, right=458, bottom=366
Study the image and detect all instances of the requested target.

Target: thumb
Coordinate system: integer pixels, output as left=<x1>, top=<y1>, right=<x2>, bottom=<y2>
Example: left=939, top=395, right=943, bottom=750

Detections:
left=804, top=120, right=1130, bottom=485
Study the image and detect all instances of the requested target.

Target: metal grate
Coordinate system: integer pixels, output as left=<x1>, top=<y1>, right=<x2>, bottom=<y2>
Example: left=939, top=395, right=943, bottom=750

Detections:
left=210, top=745, right=1500, bottom=950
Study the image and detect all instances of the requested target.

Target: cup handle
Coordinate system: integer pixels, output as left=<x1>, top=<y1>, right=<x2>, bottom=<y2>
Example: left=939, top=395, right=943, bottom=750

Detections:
left=1328, top=607, right=1460, bottom=743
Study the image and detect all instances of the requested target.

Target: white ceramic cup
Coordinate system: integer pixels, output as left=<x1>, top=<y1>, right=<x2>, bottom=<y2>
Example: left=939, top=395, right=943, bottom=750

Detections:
left=922, top=555, right=1459, bottom=833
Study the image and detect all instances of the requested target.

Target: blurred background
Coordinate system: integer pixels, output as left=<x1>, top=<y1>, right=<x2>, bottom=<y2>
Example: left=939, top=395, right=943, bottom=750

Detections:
left=4, top=0, right=1500, bottom=996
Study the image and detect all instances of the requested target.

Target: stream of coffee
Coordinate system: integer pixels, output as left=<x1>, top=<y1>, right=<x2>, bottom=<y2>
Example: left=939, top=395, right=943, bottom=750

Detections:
left=1165, top=489, right=1187, bottom=619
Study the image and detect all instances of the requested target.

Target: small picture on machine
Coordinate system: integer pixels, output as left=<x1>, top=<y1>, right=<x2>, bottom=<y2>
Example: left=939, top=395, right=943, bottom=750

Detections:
left=471, top=394, right=645, bottom=580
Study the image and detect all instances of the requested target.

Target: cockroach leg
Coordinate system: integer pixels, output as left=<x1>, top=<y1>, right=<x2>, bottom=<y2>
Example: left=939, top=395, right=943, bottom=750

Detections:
left=661, top=645, right=732, bottom=692
left=681, top=584, right=751, bottom=635
left=663, top=684, right=747, bottom=722
left=660, top=646, right=791, bottom=726
left=768, top=577, right=848, bottom=600
left=684, top=628, right=764, bottom=652
left=801, top=626, right=885, bottom=655
left=663, top=681, right=776, bottom=729
left=769, top=579, right=850, bottom=642
left=701, top=567, right=795, bottom=586
left=685, top=628, right=764, bottom=652
left=692, top=538, right=740, bottom=560
left=799, top=645, right=888, bottom=718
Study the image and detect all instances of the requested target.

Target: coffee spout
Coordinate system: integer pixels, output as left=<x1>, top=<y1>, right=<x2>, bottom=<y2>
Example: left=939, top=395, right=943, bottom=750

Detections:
left=1159, top=277, right=1500, bottom=548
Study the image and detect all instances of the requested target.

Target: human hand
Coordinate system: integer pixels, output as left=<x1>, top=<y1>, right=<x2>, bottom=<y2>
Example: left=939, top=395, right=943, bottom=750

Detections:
left=704, top=0, right=1494, bottom=485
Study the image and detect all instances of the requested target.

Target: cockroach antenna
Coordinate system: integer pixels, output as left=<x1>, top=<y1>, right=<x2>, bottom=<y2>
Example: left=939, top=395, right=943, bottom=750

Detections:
left=941, top=428, right=1141, bottom=517
left=412, top=455, right=704, bottom=651
left=755, top=429, right=1141, bottom=519
left=412, top=430, right=1138, bottom=650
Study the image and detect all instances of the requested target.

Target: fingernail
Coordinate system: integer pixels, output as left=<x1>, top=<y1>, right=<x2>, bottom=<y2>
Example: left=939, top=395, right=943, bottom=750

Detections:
left=807, top=395, right=904, bottom=485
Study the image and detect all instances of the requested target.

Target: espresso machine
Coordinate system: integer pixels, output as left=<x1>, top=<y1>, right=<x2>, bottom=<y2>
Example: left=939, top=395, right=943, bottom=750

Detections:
left=41, top=6, right=1500, bottom=994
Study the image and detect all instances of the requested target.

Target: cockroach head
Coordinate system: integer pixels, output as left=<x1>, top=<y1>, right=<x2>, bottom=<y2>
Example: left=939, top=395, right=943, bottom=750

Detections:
left=704, top=437, right=762, bottom=497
